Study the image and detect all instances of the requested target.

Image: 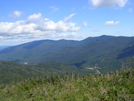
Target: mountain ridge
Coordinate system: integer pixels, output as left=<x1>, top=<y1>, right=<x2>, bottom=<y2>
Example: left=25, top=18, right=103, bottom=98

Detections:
left=0, top=35, right=134, bottom=72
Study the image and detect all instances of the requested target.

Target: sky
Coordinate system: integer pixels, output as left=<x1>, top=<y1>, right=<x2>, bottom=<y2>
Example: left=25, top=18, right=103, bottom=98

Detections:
left=0, top=0, right=134, bottom=45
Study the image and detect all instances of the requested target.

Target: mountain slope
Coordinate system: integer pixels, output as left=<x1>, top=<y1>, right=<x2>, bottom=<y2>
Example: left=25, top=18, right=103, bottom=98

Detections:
left=36, top=36, right=134, bottom=72
left=117, top=44, right=134, bottom=59
left=0, top=35, right=134, bottom=72
left=0, top=35, right=114, bottom=63
left=0, top=39, right=81, bottom=63
left=0, top=61, right=95, bottom=84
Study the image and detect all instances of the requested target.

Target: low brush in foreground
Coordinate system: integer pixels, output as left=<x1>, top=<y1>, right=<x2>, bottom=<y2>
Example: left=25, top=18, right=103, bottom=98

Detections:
left=0, top=67, right=134, bottom=101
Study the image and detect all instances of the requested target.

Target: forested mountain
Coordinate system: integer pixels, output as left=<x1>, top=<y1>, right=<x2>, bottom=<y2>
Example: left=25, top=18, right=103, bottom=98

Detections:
left=0, top=35, right=134, bottom=73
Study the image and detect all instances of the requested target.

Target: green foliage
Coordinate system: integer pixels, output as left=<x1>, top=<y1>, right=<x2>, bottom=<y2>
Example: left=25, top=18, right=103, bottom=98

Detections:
left=0, top=67, right=134, bottom=101
left=0, top=61, right=94, bottom=84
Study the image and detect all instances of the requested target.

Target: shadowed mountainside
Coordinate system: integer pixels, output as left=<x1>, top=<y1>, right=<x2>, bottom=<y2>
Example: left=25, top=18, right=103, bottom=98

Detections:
left=0, top=35, right=134, bottom=72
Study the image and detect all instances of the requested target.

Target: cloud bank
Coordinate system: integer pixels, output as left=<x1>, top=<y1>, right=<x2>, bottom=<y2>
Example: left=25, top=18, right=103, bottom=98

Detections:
left=0, top=13, right=83, bottom=41
left=89, top=0, right=128, bottom=8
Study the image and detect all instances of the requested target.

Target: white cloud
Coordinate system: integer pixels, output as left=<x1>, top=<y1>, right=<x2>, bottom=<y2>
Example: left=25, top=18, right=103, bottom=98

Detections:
left=89, top=0, right=128, bottom=8
left=128, top=8, right=133, bottom=12
left=83, top=21, right=88, bottom=27
left=50, top=6, right=59, bottom=13
left=27, top=13, right=42, bottom=22
left=0, top=13, right=82, bottom=41
left=64, top=13, right=76, bottom=22
left=36, top=20, right=81, bottom=32
left=104, top=21, right=120, bottom=25
left=9, top=11, right=23, bottom=18
left=35, top=13, right=80, bottom=32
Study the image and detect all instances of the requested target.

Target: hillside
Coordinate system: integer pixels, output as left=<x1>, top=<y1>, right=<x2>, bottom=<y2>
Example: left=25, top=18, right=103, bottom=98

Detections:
left=0, top=35, right=114, bottom=64
left=0, top=67, right=134, bottom=101
left=0, top=35, right=134, bottom=73
left=0, top=61, right=95, bottom=84
left=117, top=44, right=134, bottom=59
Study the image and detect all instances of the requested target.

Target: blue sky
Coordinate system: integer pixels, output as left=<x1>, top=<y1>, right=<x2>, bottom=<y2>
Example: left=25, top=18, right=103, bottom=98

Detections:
left=0, top=0, right=134, bottom=45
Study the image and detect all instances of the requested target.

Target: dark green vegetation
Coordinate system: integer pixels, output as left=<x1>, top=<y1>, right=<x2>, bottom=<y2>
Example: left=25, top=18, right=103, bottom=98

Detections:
left=0, top=67, right=134, bottom=101
left=0, top=35, right=134, bottom=72
left=0, top=61, right=95, bottom=84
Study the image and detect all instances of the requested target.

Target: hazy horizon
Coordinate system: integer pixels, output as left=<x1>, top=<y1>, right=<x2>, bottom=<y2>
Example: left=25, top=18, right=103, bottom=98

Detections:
left=0, top=34, right=134, bottom=46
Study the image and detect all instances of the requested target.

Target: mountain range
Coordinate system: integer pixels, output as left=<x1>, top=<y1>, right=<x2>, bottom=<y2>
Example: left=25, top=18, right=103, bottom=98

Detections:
left=0, top=35, right=134, bottom=73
